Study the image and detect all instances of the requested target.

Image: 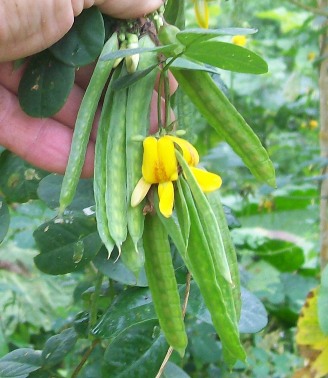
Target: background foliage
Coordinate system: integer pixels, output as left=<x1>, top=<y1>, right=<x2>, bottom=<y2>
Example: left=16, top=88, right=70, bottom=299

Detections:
left=0, top=0, right=325, bottom=377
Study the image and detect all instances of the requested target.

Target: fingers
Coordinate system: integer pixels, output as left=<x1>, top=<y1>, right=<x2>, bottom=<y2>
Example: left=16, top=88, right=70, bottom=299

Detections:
left=0, top=84, right=95, bottom=177
left=94, top=0, right=164, bottom=18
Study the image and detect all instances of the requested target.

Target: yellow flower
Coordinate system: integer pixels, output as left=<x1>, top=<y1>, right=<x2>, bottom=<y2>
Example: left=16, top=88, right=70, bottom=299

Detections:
left=193, top=0, right=209, bottom=29
left=309, top=120, right=318, bottom=130
left=131, top=135, right=222, bottom=218
left=308, top=51, right=316, bottom=62
left=232, top=35, right=247, bottom=47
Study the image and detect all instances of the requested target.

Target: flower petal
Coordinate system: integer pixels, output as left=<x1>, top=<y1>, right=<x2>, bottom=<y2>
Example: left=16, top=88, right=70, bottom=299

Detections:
left=158, top=181, right=174, bottom=218
left=190, top=167, right=222, bottom=192
left=142, top=136, right=159, bottom=184
left=131, top=177, right=151, bottom=207
left=158, top=136, right=178, bottom=182
left=167, top=135, right=200, bottom=166
left=194, top=0, right=209, bottom=29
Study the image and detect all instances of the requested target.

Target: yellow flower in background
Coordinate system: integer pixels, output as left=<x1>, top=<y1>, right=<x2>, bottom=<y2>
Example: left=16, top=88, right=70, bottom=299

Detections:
left=131, top=135, right=222, bottom=218
left=308, top=51, right=316, bottom=62
left=309, top=120, right=319, bottom=130
left=193, top=0, right=209, bottom=29
left=232, top=35, right=247, bottom=47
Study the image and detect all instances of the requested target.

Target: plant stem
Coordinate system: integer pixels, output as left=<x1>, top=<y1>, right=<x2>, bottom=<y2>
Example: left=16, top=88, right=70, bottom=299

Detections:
left=155, top=272, right=191, bottom=378
left=71, top=340, right=100, bottom=378
left=164, top=70, right=171, bottom=127
left=88, top=271, right=104, bottom=336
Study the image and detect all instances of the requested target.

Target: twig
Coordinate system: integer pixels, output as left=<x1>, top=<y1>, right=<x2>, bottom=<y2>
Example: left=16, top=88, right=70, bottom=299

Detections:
left=71, top=339, right=100, bottom=378
left=155, top=272, right=192, bottom=378
left=289, top=0, right=328, bottom=17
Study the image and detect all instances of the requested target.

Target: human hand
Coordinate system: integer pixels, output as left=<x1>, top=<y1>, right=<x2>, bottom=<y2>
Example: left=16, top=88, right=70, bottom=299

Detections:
left=0, top=0, right=174, bottom=177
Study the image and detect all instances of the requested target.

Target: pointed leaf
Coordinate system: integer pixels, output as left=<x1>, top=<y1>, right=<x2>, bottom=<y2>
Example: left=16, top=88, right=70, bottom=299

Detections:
left=112, top=64, right=159, bottom=90
left=184, top=41, right=268, bottom=74
left=41, top=329, right=78, bottom=368
left=176, top=28, right=258, bottom=46
left=0, top=349, right=42, bottom=378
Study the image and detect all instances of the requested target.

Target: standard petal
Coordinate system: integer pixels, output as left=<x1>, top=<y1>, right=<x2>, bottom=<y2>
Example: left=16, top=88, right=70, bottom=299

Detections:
left=131, top=177, right=151, bottom=207
left=142, top=137, right=159, bottom=183
left=190, top=167, right=222, bottom=192
left=194, top=0, right=209, bottom=29
left=158, top=181, right=174, bottom=218
left=167, top=135, right=200, bottom=166
left=158, top=136, right=178, bottom=182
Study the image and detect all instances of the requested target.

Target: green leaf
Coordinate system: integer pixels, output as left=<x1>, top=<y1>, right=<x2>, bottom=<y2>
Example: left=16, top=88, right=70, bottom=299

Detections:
left=186, top=282, right=267, bottom=334
left=93, top=247, right=148, bottom=287
left=318, top=265, right=328, bottom=334
left=0, top=349, right=42, bottom=378
left=92, top=287, right=156, bottom=340
left=164, top=0, right=185, bottom=30
left=102, top=321, right=168, bottom=378
left=233, top=228, right=305, bottom=272
left=184, top=41, right=268, bottom=74
left=176, top=28, right=258, bottom=46
left=33, top=214, right=102, bottom=275
left=41, top=328, right=78, bottom=368
left=0, top=197, right=9, bottom=244
left=49, top=7, right=105, bottom=67
left=169, top=57, right=219, bottom=74
left=238, top=287, right=268, bottom=333
left=37, top=174, right=95, bottom=211
left=0, top=152, right=47, bottom=203
left=162, top=362, right=190, bottom=378
left=18, top=50, right=75, bottom=117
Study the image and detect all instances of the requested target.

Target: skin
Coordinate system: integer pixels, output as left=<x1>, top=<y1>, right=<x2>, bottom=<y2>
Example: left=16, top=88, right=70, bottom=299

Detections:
left=0, top=0, right=177, bottom=177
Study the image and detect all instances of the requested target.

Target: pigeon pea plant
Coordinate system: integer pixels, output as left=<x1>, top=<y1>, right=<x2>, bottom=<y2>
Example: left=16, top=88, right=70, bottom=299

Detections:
left=0, top=1, right=274, bottom=376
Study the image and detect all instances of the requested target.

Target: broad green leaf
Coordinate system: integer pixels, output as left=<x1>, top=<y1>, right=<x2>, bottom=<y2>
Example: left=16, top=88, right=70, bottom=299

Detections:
left=188, top=322, right=221, bottom=364
left=233, top=228, right=305, bottom=272
left=318, top=265, right=328, bottom=335
left=162, top=362, right=190, bottom=378
left=0, top=326, right=9, bottom=357
left=0, top=349, right=42, bottom=378
left=41, top=328, right=78, bottom=368
left=186, top=282, right=267, bottom=334
left=238, top=287, right=268, bottom=333
left=18, top=50, right=75, bottom=117
left=92, top=287, right=156, bottom=339
left=49, top=7, right=105, bottom=67
left=102, top=321, right=168, bottom=378
left=0, top=152, right=47, bottom=203
left=93, top=247, right=148, bottom=287
left=176, top=27, right=258, bottom=46
left=37, top=174, right=95, bottom=211
left=0, top=197, right=9, bottom=244
left=33, top=214, right=102, bottom=275
left=184, top=41, right=268, bottom=74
